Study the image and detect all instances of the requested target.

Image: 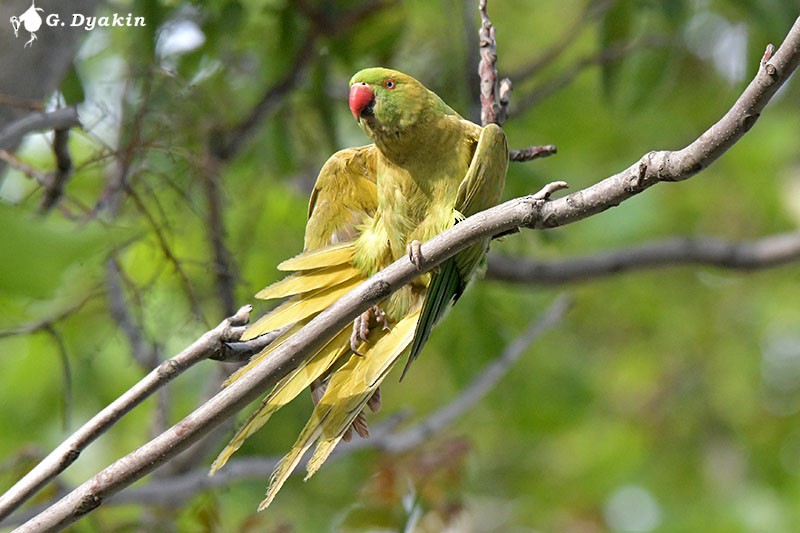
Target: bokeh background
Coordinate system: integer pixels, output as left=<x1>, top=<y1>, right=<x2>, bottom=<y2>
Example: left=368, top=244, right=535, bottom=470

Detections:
left=1, top=0, right=799, bottom=531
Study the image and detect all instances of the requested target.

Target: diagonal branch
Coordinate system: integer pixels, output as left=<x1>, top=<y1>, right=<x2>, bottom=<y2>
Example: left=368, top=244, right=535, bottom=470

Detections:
left=381, top=295, right=571, bottom=452
left=487, top=232, right=800, bottom=285
left=0, top=306, right=253, bottom=523
left=0, top=296, right=568, bottom=522
left=534, top=19, right=800, bottom=229
left=10, top=15, right=800, bottom=532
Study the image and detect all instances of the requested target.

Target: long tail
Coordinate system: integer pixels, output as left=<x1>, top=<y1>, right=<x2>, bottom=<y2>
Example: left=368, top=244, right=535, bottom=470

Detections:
left=209, top=327, right=352, bottom=475
left=210, top=243, right=363, bottom=474
left=259, top=308, right=420, bottom=510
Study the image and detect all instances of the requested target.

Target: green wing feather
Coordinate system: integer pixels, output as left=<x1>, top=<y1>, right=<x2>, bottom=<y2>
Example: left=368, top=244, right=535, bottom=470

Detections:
left=402, top=124, right=508, bottom=379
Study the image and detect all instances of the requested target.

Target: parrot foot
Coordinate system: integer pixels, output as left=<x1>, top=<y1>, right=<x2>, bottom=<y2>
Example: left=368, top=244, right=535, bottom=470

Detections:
left=407, top=239, right=423, bottom=271
left=311, top=380, right=381, bottom=441
left=343, top=388, right=382, bottom=441
left=350, top=305, right=389, bottom=354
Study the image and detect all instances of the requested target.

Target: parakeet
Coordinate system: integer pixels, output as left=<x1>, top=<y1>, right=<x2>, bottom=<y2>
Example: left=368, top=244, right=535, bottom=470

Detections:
left=210, top=67, right=509, bottom=510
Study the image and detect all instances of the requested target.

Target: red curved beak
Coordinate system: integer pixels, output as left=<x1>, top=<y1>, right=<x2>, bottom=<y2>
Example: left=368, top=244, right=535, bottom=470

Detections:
left=349, top=82, right=375, bottom=119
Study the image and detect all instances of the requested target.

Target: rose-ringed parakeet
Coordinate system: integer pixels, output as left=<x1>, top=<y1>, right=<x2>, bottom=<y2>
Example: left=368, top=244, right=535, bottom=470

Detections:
left=210, top=67, right=508, bottom=510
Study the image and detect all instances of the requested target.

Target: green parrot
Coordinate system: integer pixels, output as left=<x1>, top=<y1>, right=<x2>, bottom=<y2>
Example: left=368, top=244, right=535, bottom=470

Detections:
left=210, top=67, right=508, bottom=510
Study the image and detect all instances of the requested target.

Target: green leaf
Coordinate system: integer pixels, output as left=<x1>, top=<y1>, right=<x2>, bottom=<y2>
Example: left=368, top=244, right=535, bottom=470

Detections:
left=60, top=63, right=85, bottom=105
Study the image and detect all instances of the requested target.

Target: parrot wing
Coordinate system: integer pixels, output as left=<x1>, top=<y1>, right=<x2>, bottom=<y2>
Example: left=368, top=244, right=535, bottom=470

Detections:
left=402, top=123, right=508, bottom=379
left=211, top=146, right=379, bottom=479
left=304, top=144, right=377, bottom=250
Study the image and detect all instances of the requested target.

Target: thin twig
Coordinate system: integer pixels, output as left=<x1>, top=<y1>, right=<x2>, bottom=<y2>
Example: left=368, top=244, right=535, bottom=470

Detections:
left=514, top=35, right=673, bottom=115
left=507, top=0, right=612, bottom=83
left=478, top=0, right=511, bottom=126
left=106, top=258, right=160, bottom=370
left=125, top=184, right=207, bottom=325
left=0, top=297, right=92, bottom=339
left=0, top=150, right=51, bottom=190
left=41, top=325, right=73, bottom=432
left=201, top=155, right=237, bottom=316
left=210, top=324, right=293, bottom=362
left=214, top=0, right=396, bottom=160
left=38, top=128, right=73, bottom=213
left=0, top=93, right=44, bottom=112
left=509, top=144, right=558, bottom=162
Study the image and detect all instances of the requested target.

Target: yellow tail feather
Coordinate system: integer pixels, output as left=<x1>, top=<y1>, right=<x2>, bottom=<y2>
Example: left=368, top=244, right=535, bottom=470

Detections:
left=255, top=263, right=363, bottom=300
left=259, top=410, right=328, bottom=511
left=277, top=241, right=355, bottom=271
left=258, top=312, right=419, bottom=510
left=304, top=309, right=421, bottom=478
left=244, top=278, right=362, bottom=336
left=209, top=327, right=353, bottom=475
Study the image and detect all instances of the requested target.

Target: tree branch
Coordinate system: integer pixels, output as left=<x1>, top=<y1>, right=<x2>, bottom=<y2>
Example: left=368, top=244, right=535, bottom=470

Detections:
left=0, top=107, right=80, bottom=151
left=533, top=19, right=800, bottom=229
left=105, top=258, right=160, bottom=370
left=509, top=144, right=558, bottom=162
left=381, top=295, right=571, bottom=452
left=487, top=232, right=800, bottom=285
left=0, top=306, right=253, bottom=523
left=213, top=0, right=396, bottom=160
left=513, top=35, right=674, bottom=114
left=478, top=0, right=511, bottom=126
left=1, top=296, right=568, bottom=523
left=9, top=15, right=800, bottom=532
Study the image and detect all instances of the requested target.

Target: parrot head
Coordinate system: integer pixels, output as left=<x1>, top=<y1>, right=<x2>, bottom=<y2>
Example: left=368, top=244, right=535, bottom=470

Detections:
left=349, top=68, right=453, bottom=137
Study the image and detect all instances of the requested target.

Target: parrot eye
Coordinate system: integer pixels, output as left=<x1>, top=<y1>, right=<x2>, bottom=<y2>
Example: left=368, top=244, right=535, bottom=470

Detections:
left=384, top=79, right=396, bottom=90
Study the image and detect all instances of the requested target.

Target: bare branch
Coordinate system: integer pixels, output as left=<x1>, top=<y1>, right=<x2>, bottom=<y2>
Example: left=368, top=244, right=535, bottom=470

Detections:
left=0, top=107, right=80, bottom=151
left=2, top=297, right=568, bottom=520
left=487, top=232, right=800, bottom=284
left=106, top=258, right=159, bottom=370
left=38, top=128, right=73, bottom=213
left=478, top=0, right=511, bottom=126
left=509, top=144, right=558, bottom=162
left=533, top=22, right=800, bottom=229
left=507, top=0, right=612, bottom=83
left=382, top=295, right=571, bottom=452
left=0, top=306, right=253, bottom=522
left=514, top=35, right=673, bottom=114
left=10, top=16, right=800, bottom=531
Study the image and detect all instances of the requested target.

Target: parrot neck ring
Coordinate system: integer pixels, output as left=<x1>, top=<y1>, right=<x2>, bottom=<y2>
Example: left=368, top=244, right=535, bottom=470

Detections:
left=349, top=82, right=376, bottom=120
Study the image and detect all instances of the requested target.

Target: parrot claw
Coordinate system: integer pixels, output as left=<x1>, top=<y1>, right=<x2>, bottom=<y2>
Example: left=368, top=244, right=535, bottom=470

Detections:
left=350, top=305, right=389, bottom=354
left=367, top=387, right=381, bottom=412
left=407, top=239, right=423, bottom=271
left=312, top=378, right=380, bottom=441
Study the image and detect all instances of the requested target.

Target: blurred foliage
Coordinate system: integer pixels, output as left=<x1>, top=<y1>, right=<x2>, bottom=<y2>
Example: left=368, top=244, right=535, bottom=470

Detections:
left=1, top=0, right=800, bottom=531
